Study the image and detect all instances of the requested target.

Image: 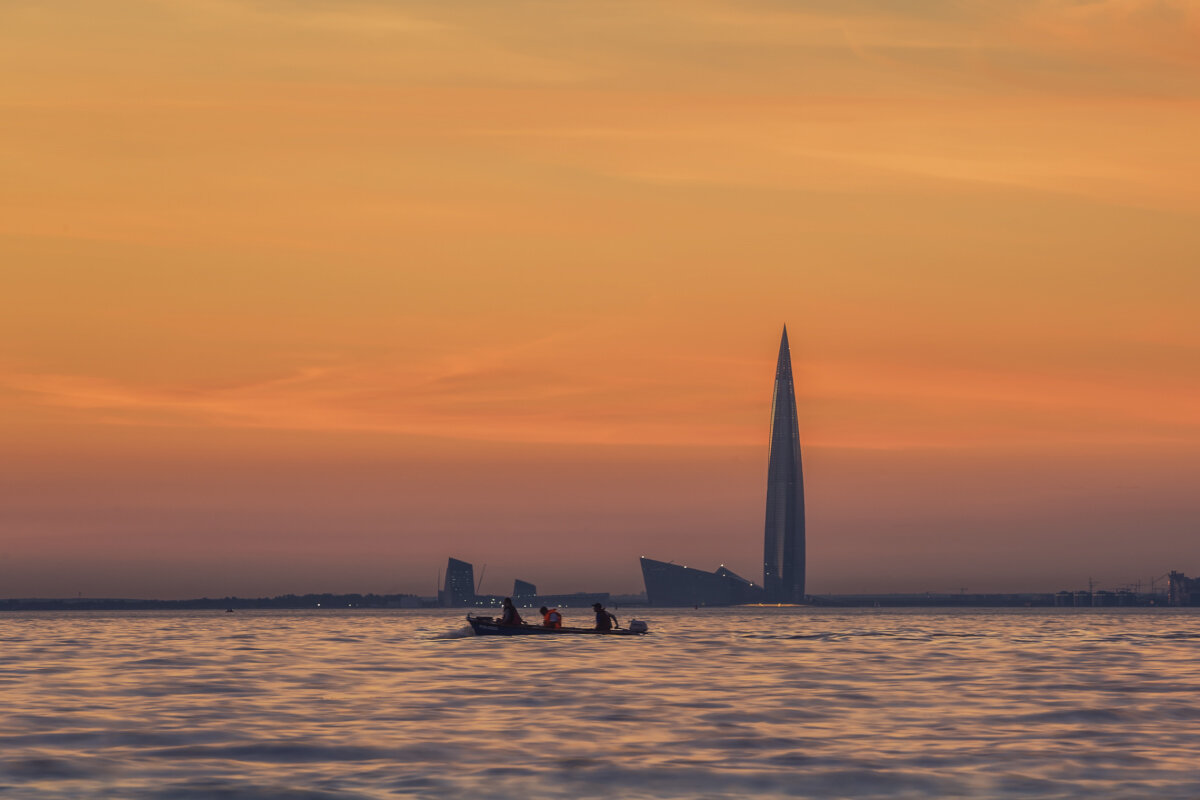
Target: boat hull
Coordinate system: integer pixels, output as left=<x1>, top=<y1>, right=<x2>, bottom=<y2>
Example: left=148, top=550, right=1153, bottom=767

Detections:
left=467, top=615, right=647, bottom=636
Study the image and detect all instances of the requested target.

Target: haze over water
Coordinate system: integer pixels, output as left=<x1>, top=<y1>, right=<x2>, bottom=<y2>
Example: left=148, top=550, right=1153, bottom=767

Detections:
left=4, top=608, right=1198, bottom=799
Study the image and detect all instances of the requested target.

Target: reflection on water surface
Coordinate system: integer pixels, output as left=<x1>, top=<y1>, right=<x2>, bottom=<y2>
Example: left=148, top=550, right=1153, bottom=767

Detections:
left=2, top=608, right=1198, bottom=799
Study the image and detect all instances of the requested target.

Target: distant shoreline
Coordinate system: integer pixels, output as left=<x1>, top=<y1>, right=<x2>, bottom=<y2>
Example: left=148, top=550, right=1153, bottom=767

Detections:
left=2, top=591, right=1183, bottom=611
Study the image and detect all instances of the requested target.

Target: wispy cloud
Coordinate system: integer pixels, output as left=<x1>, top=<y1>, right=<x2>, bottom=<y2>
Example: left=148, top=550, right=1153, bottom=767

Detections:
left=7, top=342, right=1198, bottom=450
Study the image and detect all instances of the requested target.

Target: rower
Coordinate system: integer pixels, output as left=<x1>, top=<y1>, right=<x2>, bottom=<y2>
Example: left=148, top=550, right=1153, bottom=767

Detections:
left=540, top=606, right=562, bottom=629
left=592, top=602, right=618, bottom=631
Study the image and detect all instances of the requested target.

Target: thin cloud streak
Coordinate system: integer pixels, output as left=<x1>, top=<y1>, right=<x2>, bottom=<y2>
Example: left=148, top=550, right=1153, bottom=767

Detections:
left=7, top=345, right=1197, bottom=448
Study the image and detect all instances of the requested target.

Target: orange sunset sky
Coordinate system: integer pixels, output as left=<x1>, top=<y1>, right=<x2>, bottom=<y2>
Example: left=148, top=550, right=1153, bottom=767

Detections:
left=3, top=0, right=1199, bottom=599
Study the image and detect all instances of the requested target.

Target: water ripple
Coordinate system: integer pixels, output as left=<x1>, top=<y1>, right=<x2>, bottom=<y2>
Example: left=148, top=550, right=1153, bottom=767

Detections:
left=1, top=607, right=1199, bottom=799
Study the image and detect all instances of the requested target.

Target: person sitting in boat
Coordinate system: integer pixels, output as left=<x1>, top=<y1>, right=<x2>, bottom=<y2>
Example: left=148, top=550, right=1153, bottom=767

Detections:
left=592, top=602, right=618, bottom=631
left=499, top=597, right=524, bottom=626
left=539, top=606, right=562, bottom=629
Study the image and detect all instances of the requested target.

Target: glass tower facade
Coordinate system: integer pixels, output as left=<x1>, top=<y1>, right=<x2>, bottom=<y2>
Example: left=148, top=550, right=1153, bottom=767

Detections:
left=763, top=327, right=806, bottom=603
left=441, top=558, right=476, bottom=607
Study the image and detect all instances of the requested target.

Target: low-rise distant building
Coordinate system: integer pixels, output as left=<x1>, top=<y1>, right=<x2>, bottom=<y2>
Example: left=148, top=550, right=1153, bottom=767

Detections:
left=433, top=563, right=608, bottom=610
left=640, top=557, right=765, bottom=606
left=508, top=591, right=609, bottom=609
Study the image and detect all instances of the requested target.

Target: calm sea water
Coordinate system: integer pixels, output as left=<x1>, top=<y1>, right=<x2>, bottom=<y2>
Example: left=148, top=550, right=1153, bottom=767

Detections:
left=2, top=607, right=1198, bottom=799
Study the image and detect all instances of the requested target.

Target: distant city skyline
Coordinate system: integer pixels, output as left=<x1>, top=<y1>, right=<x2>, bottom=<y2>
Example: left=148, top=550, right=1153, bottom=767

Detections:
left=3, top=1, right=1199, bottom=599
left=641, top=327, right=803, bottom=606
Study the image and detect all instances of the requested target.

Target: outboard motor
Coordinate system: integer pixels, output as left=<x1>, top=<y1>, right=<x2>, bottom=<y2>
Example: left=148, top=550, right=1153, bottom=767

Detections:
left=628, top=619, right=649, bottom=634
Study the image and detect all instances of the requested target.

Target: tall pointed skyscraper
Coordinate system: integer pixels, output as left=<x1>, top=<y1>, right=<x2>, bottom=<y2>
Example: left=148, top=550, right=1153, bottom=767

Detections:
left=763, top=326, right=806, bottom=603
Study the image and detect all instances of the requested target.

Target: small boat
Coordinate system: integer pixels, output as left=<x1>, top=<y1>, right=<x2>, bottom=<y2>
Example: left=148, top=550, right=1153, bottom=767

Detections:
left=467, top=614, right=649, bottom=637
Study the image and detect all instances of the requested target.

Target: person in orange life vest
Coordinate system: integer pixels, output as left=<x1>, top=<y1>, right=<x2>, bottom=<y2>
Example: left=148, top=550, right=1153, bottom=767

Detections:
left=499, top=597, right=524, bottom=626
left=539, top=606, right=562, bottom=629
